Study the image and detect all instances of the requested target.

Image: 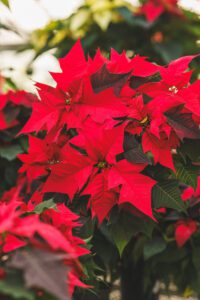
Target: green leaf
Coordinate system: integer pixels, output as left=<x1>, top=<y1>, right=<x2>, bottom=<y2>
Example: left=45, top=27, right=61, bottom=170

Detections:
left=132, top=236, right=146, bottom=263
left=154, top=42, right=183, bottom=63
left=92, top=226, right=119, bottom=265
left=180, top=139, right=200, bottom=162
left=152, top=180, right=186, bottom=212
left=156, top=244, right=187, bottom=263
left=192, top=247, right=200, bottom=271
left=34, top=199, right=56, bottom=214
left=3, top=77, right=18, bottom=93
left=110, top=222, right=133, bottom=256
left=124, top=133, right=151, bottom=164
left=0, top=273, right=34, bottom=300
left=110, top=212, right=154, bottom=256
left=93, top=10, right=112, bottom=31
left=0, top=0, right=9, bottom=8
left=0, top=145, right=23, bottom=161
left=70, top=9, right=90, bottom=31
left=143, top=237, right=167, bottom=260
left=117, top=7, right=150, bottom=28
left=175, top=161, right=199, bottom=189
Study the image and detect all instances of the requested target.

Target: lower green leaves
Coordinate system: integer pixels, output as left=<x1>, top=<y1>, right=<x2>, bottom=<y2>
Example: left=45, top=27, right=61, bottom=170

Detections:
left=110, top=212, right=154, bottom=256
left=143, top=237, right=167, bottom=260
left=152, top=180, right=186, bottom=212
left=175, top=161, right=199, bottom=189
left=0, top=274, right=34, bottom=300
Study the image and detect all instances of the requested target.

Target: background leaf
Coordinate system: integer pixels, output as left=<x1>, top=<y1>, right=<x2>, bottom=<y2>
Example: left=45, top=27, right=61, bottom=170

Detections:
left=123, top=133, right=151, bottom=164
left=143, top=237, right=167, bottom=260
left=0, top=0, right=9, bottom=8
left=110, top=212, right=154, bottom=256
left=34, top=199, right=56, bottom=214
left=175, top=161, right=200, bottom=189
left=152, top=180, right=186, bottom=212
left=0, top=145, right=23, bottom=161
left=180, top=139, right=200, bottom=162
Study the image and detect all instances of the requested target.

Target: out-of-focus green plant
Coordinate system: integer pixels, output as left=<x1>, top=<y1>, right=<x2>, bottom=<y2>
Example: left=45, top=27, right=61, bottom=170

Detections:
left=29, top=0, right=133, bottom=56
left=0, top=0, right=9, bottom=8
left=27, top=0, right=200, bottom=65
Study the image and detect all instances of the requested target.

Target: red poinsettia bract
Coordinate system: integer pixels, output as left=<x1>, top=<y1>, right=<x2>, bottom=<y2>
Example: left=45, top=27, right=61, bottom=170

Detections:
left=139, top=0, right=183, bottom=22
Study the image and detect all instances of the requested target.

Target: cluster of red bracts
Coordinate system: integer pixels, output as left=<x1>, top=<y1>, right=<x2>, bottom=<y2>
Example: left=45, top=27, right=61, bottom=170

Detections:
left=20, top=42, right=200, bottom=246
left=1, top=41, right=200, bottom=295
left=18, top=41, right=200, bottom=222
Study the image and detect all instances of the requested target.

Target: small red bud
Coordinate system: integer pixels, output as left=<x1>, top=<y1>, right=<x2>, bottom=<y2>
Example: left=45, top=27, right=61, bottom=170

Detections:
left=36, top=290, right=44, bottom=297
left=151, top=31, right=164, bottom=43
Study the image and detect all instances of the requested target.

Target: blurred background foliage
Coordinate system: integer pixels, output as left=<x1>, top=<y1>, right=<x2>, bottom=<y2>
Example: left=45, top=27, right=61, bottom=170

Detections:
left=23, top=0, right=200, bottom=65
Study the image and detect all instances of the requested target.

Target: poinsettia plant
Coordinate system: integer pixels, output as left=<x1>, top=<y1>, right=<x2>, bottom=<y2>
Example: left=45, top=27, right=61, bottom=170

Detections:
left=1, top=41, right=200, bottom=300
